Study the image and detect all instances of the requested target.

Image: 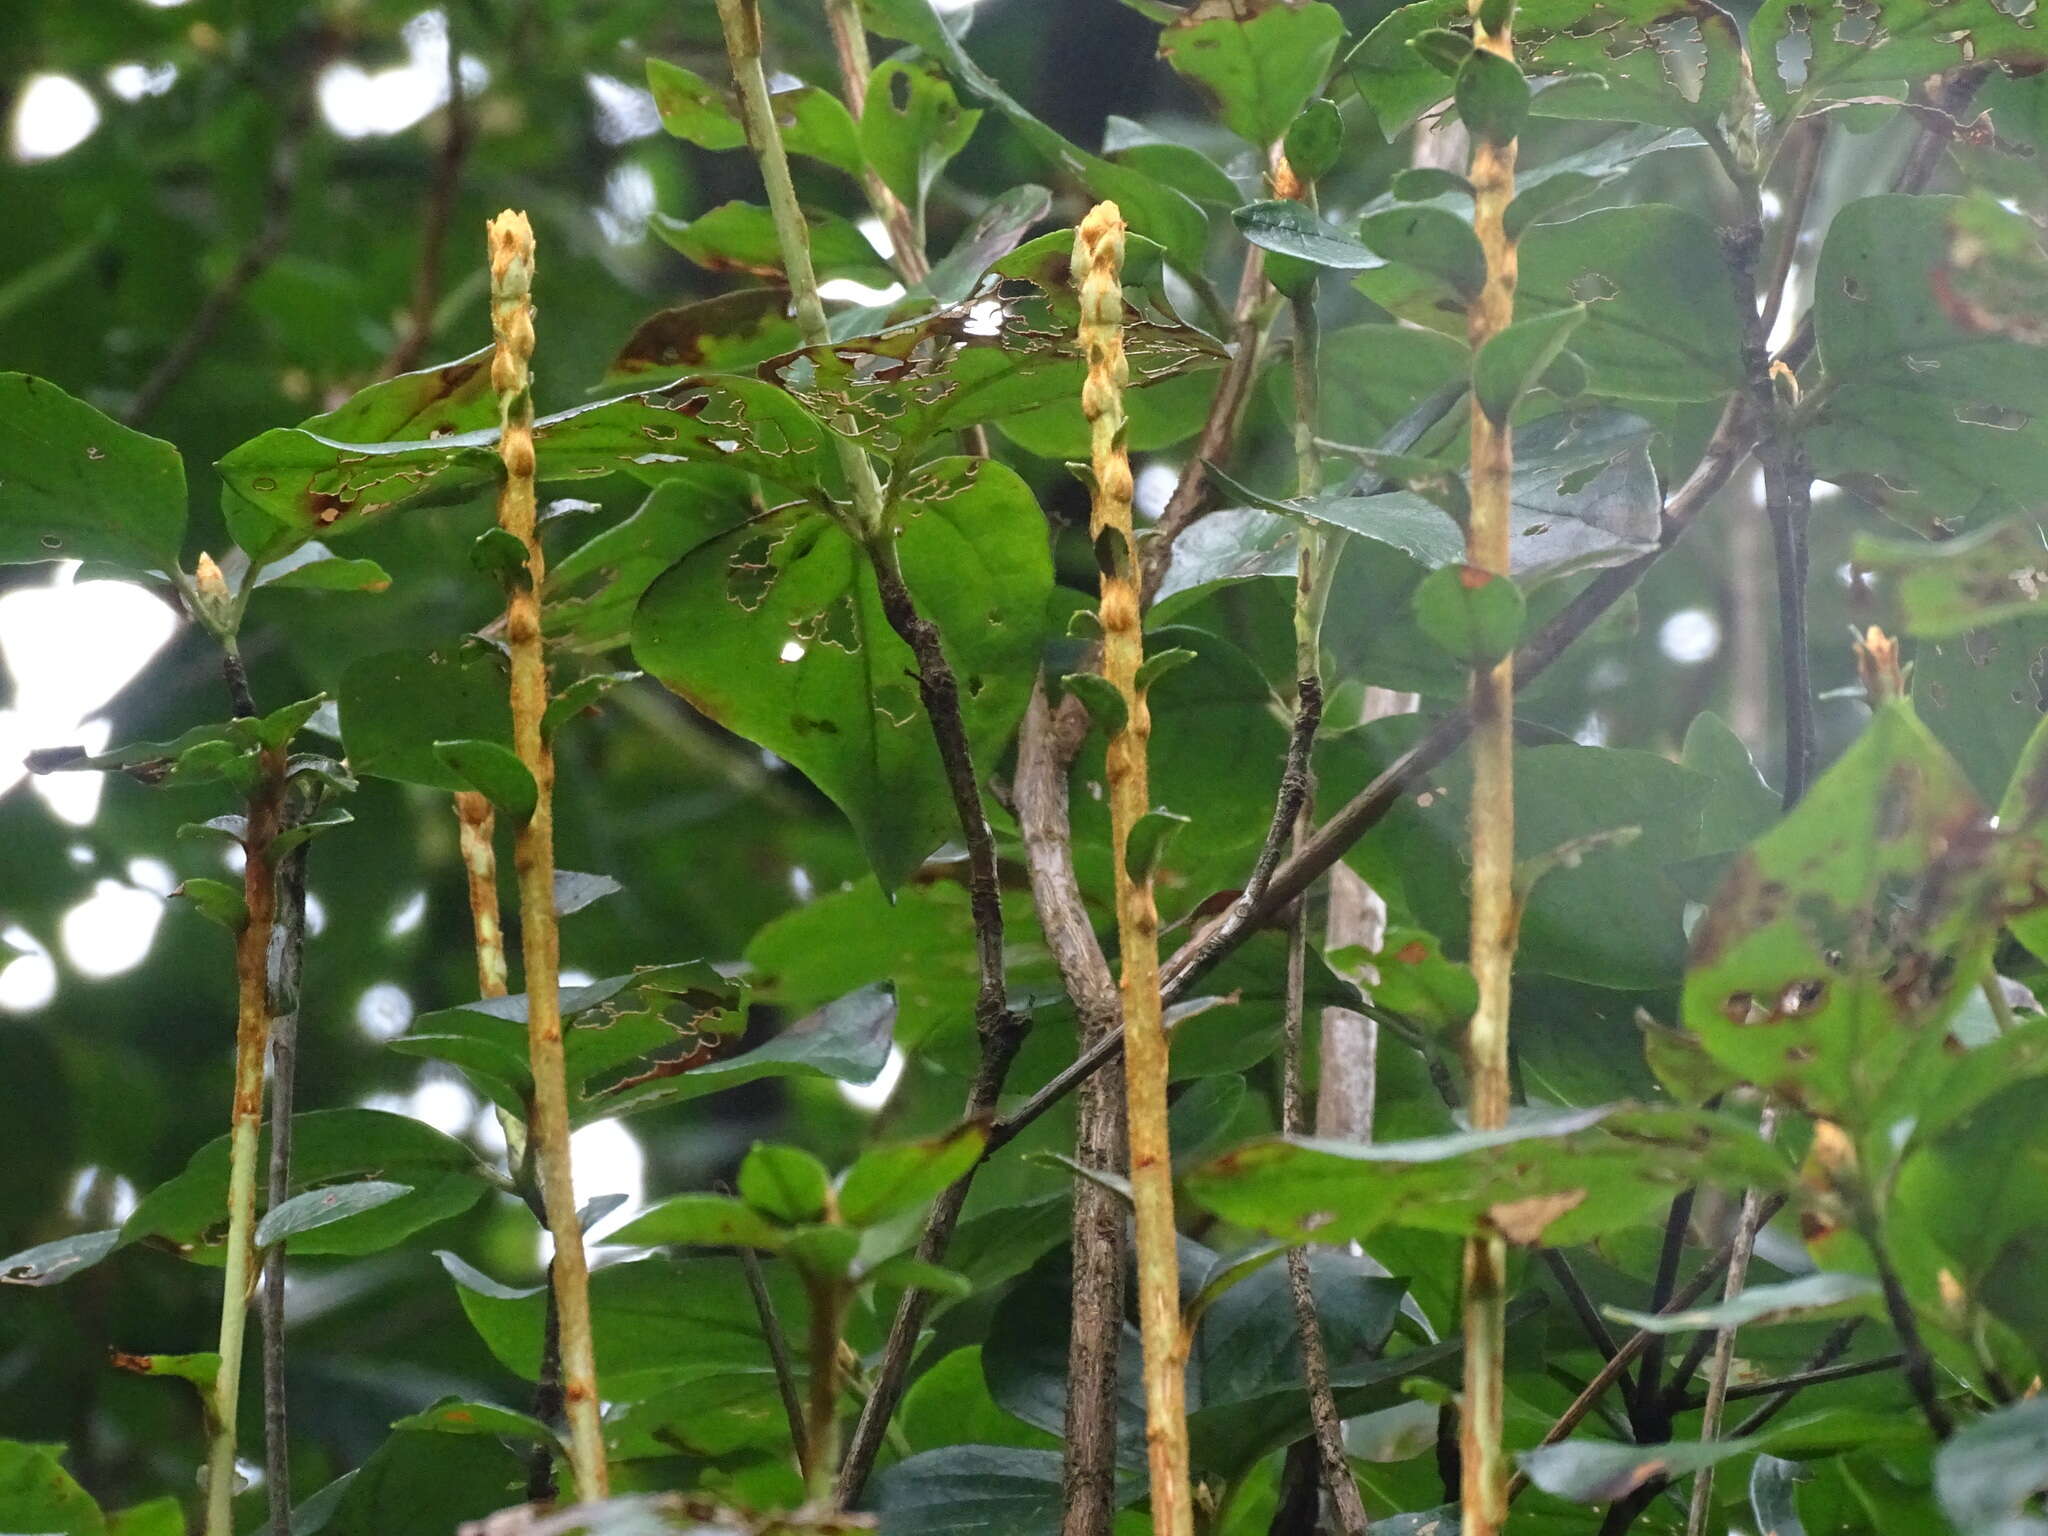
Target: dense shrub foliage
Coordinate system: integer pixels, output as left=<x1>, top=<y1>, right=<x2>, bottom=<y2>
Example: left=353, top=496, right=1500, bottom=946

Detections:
left=6, top=1, right=2048, bottom=1534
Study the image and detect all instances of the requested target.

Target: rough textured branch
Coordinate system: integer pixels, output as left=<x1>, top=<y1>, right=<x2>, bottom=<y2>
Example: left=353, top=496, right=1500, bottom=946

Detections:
left=488, top=208, right=608, bottom=1500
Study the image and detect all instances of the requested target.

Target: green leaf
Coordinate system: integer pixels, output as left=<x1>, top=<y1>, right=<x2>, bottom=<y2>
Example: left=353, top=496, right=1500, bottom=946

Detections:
left=1357, top=205, right=1488, bottom=301
left=837, top=1123, right=988, bottom=1227
left=1604, top=1272, right=1880, bottom=1334
left=105, top=1498, right=183, bottom=1536
left=1751, top=1456, right=1813, bottom=1536
left=1373, top=204, right=1745, bottom=402
left=0, top=1229, right=123, bottom=1288
left=1681, top=702, right=1999, bottom=1129
left=1413, top=563, right=1526, bottom=665
left=644, top=57, right=743, bottom=148
left=254, top=544, right=392, bottom=594
left=1683, top=711, right=1782, bottom=856
left=1520, top=1434, right=1761, bottom=1504
left=632, top=457, right=1051, bottom=891
left=738, top=1143, right=832, bottom=1224
left=1453, top=47, right=1529, bottom=143
left=1061, top=672, right=1129, bottom=738
left=1234, top=199, right=1385, bottom=271
left=1391, top=166, right=1473, bottom=202
left=1348, top=927, right=1477, bottom=1034
left=1186, top=1104, right=1790, bottom=1245
left=871, top=1447, right=1077, bottom=1536
left=1472, top=305, right=1585, bottom=423
left=900, top=1348, right=1062, bottom=1456
left=222, top=375, right=837, bottom=543
left=445, top=1251, right=863, bottom=1402
left=301, top=347, right=499, bottom=443
left=600, top=291, right=802, bottom=391
left=0, top=373, right=186, bottom=573
left=1158, top=1, right=1347, bottom=148
left=432, top=740, right=537, bottom=822
left=290, top=1431, right=527, bottom=1536
left=389, top=1397, right=559, bottom=1443
left=651, top=200, right=896, bottom=288
left=862, top=58, right=981, bottom=224
left=1503, top=170, right=1600, bottom=242
left=109, top=1349, right=219, bottom=1394
left=611, top=1193, right=786, bottom=1250
left=1812, top=197, right=2048, bottom=537
left=397, top=963, right=746, bottom=1122
left=1125, top=808, right=1191, bottom=884
left=253, top=1181, right=412, bottom=1248
left=864, top=1254, right=972, bottom=1298
left=0, top=1439, right=105, bottom=1536
left=591, top=982, right=897, bottom=1122
left=1752, top=0, right=2047, bottom=122
left=123, top=1109, right=487, bottom=1260
left=1934, top=1396, right=2048, bottom=1536
left=339, top=646, right=512, bottom=794
left=172, top=877, right=247, bottom=932
left=916, top=184, right=1055, bottom=308
left=1857, top=518, right=2048, bottom=639
left=553, top=869, right=622, bottom=917
left=1283, top=98, right=1343, bottom=181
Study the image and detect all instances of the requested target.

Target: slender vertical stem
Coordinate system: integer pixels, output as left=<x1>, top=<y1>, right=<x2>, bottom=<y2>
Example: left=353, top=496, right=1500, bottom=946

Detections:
left=453, top=792, right=509, bottom=999
left=1684, top=1105, right=1777, bottom=1535
left=717, top=0, right=1023, bottom=1487
left=1017, top=685, right=1128, bottom=1536
left=1077, top=200, right=1193, bottom=1536
left=1863, top=1211, right=1954, bottom=1438
left=1460, top=7, right=1521, bottom=1532
left=261, top=817, right=309, bottom=1536
left=819, top=0, right=928, bottom=287
left=737, top=1242, right=811, bottom=1484
left=204, top=749, right=286, bottom=1536
left=486, top=210, right=607, bottom=1500
left=804, top=1280, right=846, bottom=1504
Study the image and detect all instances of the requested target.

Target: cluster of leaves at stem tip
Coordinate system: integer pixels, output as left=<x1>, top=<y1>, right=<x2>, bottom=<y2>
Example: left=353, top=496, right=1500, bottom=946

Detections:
left=9, top=0, right=2048, bottom=1534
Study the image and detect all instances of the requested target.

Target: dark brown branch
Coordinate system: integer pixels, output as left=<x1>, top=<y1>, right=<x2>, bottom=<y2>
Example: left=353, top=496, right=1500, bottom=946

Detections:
left=1506, top=1195, right=1788, bottom=1501
left=261, top=803, right=310, bottom=1536
left=378, top=27, right=472, bottom=379
left=986, top=397, right=1757, bottom=1158
left=1169, top=675, right=1322, bottom=988
left=1140, top=246, right=1273, bottom=606
left=1541, top=1251, right=1625, bottom=1369
left=1015, top=683, right=1126, bottom=1536
left=1866, top=1222, right=1953, bottom=1438
left=737, top=1239, right=811, bottom=1484
left=527, top=1270, right=562, bottom=1504
left=1630, top=1191, right=1696, bottom=1437
left=838, top=538, right=1027, bottom=1503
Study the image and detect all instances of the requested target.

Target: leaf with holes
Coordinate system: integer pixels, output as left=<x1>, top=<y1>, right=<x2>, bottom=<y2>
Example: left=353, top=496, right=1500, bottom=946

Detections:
left=1157, top=0, right=1347, bottom=149
left=653, top=200, right=896, bottom=288
left=755, top=246, right=1223, bottom=471
left=0, top=373, right=186, bottom=572
left=1855, top=518, right=2048, bottom=638
left=632, top=456, right=1050, bottom=890
left=862, top=57, right=981, bottom=226
left=1812, top=196, right=2048, bottom=538
left=219, top=375, right=836, bottom=544
left=599, top=291, right=803, bottom=392
left=123, top=1110, right=488, bottom=1260
left=1681, top=702, right=2005, bottom=1130
left=1752, top=0, right=2048, bottom=122
left=1185, top=1104, right=1792, bottom=1245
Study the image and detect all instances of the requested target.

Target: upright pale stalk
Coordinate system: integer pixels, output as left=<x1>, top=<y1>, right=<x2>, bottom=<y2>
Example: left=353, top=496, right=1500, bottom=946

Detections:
left=1460, top=6, right=1521, bottom=1533
left=454, top=791, right=509, bottom=999
left=204, top=748, right=285, bottom=1536
left=487, top=210, right=608, bottom=1501
left=1076, top=201, right=1193, bottom=1536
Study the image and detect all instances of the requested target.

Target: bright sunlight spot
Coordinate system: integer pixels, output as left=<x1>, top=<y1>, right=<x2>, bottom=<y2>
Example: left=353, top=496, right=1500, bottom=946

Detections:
left=0, top=928, right=58, bottom=1014
left=838, top=1043, right=907, bottom=1113
left=1658, top=607, right=1722, bottom=665
left=11, top=74, right=101, bottom=164
left=317, top=11, right=488, bottom=141
left=354, top=982, right=416, bottom=1041
left=61, top=879, right=165, bottom=978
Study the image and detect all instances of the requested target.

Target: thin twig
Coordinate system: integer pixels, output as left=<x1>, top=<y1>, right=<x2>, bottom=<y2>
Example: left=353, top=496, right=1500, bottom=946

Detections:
left=1507, top=1195, right=1789, bottom=1502
left=985, top=399, right=1758, bottom=1159
left=1541, top=1251, right=1625, bottom=1368
left=1140, top=246, right=1274, bottom=605
left=1630, top=1191, right=1697, bottom=1438
left=203, top=746, right=286, bottom=1536
left=487, top=210, right=608, bottom=1498
left=1866, top=1219, right=1953, bottom=1438
left=379, top=23, right=472, bottom=378
left=1016, top=684, right=1127, bottom=1536
left=260, top=806, right=311, bottom=1536
left=819, top=0, right=928, bottom=286
left=1684, top=1104, right=1778, bottom=1535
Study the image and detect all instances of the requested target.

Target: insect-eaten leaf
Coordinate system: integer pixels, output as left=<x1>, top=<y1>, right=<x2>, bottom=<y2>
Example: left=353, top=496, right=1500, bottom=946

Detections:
left=0, top=373, right=187, bottom=574
left=1855, top=518, right=2048, bottom=639
left=1681, top=702, right=2005, bottom=1132
left=632, top=457, right=1050, bottom=892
